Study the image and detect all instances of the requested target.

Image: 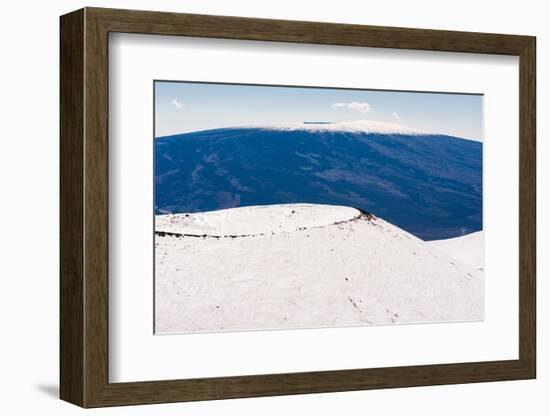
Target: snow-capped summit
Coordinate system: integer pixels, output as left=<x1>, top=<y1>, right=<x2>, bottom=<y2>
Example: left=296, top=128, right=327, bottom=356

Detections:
left=247, top=119, right=429, bottom=135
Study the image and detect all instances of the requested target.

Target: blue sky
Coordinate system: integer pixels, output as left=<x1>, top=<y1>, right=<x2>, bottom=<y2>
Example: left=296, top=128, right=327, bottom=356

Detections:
left=155, top=81, right=483, bottom=140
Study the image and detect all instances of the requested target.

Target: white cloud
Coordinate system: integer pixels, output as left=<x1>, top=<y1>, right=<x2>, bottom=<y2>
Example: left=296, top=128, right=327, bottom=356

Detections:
left=171, top=98, right=183, bottom=109
left=392, top=112, right=401, bottom=122
left=331, top=101, right=372, bottom=113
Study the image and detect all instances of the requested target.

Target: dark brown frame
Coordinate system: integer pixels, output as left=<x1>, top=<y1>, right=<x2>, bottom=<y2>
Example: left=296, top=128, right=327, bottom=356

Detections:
left=60, top=7, right=536, bottom=408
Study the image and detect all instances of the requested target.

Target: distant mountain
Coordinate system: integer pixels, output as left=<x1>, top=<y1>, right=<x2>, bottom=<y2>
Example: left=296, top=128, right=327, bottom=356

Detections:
left=155, top=120, right=482, bottom=240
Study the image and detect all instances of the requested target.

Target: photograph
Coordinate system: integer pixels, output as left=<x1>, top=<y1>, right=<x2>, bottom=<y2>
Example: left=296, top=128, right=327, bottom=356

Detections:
left=153, top=81, right=484, bottom=334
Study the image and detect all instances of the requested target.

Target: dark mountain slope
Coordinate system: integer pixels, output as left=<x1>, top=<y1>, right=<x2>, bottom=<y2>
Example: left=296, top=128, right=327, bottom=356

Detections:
left=155, top=126, right=482, bottom=240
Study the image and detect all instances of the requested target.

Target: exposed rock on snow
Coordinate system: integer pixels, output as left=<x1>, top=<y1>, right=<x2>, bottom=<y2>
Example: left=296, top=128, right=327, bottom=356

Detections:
left=155, top=204, right=368, bottom=237
left=155, top=204, right=483, bottom=334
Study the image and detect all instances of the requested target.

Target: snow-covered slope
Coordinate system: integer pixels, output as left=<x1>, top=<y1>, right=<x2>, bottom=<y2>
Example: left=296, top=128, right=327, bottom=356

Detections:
left=155, top=204, right=483, bottom=334
left=426, top=231, right=484, bottom=270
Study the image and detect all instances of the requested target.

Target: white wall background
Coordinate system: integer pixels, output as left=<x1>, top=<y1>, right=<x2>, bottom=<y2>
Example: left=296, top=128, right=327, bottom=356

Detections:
left=0, top=0, right=545, bottom=414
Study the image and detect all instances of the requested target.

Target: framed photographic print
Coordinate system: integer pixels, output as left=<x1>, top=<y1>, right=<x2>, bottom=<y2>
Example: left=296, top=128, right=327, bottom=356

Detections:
left=60, top=7, right=536, bottom=407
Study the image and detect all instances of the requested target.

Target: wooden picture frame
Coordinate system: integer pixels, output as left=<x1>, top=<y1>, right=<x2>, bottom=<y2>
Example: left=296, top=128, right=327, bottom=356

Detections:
left=60, top=7, right=536, bottom=408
